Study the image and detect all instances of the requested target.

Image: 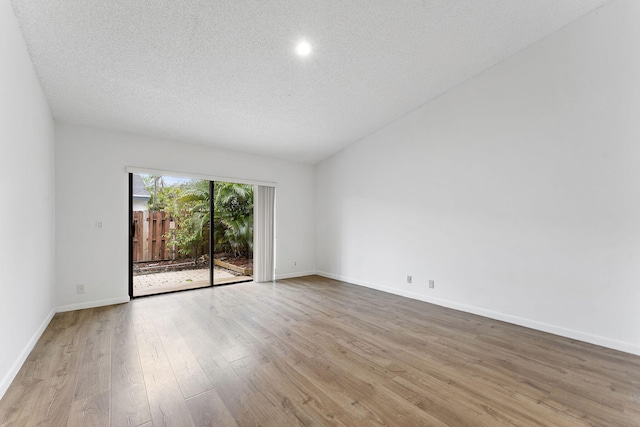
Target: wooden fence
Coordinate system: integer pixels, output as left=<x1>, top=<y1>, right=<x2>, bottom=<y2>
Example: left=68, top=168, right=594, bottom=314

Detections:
left=133, top=211, right=171, bottom=262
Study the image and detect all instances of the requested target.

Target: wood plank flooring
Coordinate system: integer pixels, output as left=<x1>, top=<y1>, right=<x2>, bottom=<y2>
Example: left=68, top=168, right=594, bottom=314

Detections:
left=1, top=275, right=639, bottom=426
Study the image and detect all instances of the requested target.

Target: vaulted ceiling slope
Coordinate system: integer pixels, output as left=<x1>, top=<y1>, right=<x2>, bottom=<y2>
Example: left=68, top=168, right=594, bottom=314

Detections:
left=12, top=0, right=610, bottom=163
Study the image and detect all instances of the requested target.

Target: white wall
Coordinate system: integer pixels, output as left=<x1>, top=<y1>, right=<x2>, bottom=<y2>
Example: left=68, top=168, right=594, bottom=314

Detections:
left=316, top=0, right=640, bottom=355
left=55, top=124, right=315, bottom=309
left=132, top=198, right=149, bottom=212
left=0, top=1, right=56, bottom=397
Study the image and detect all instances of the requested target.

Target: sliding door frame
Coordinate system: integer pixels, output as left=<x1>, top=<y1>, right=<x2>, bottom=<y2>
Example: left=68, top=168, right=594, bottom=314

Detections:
left=209, top=180, right=215, bottom=288
left=128, top=173, right=216, bottom=298
left=125, top=166, right=277, bottom=189
left=128, top=173, right=134, bottom=297
left=127, top=167, right=276, bottom=297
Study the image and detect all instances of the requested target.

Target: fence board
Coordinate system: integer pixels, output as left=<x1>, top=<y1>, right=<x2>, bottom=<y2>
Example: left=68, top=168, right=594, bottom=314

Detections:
left=150, top=211, right=168, bottom=261
left=133, top=210, right=170, bottom=261
left=133, top=211, right=144, bottom=262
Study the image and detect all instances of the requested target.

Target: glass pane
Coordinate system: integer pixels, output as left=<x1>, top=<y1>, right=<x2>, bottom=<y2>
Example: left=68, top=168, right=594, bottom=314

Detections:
left=212, top=181, right=254, bottom=285
left=132, top=174, right=211, bottom=296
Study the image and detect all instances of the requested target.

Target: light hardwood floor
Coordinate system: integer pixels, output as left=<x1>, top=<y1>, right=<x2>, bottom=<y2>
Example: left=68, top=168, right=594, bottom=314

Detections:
left=1, top=275, right=639, bottom=426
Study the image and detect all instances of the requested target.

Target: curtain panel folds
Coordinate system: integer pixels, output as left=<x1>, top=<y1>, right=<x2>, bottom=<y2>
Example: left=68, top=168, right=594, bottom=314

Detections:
left=253, top=186, right=275, bottom=282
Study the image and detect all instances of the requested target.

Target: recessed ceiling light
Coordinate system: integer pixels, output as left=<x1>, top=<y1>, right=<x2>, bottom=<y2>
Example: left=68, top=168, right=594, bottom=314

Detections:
left=295, top=40, right=313, bottom=57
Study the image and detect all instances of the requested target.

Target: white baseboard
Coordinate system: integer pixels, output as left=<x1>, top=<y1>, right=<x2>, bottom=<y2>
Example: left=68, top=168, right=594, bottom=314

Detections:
left=275, top=270, right=317, bottom=280
left=57, top=296, right=130, bottom=313
left=0, top=307, right=56, bottom=399
left=316, top=271, right=640, bottom=357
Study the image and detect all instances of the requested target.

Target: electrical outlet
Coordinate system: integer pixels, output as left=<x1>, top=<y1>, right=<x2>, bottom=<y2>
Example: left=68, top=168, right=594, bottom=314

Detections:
left=76, top=284, right=85, bottom=294
left=294, top=261, right=297, bottom=266
left=429, top=280, right=435, bottom=289
left=407, top=275, right=412, bottom=284
left=96, top=220, right=103, bottom=230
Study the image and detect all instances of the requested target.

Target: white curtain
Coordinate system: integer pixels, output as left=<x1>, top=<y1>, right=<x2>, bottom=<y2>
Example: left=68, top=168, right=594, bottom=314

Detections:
left=253, top=185, right=275, bottom=282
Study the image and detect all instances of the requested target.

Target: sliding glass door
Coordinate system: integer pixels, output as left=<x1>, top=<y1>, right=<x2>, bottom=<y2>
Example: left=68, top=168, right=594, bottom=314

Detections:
left=129, top=173, right=258, bottom=297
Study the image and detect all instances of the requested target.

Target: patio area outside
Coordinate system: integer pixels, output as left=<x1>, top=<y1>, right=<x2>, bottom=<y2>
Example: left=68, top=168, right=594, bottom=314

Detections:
left=133, top=266, right=252, bottom=296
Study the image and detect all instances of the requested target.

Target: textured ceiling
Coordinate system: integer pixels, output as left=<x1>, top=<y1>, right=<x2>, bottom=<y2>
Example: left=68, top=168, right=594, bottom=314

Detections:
left=12, top=0, right=610, bottom=163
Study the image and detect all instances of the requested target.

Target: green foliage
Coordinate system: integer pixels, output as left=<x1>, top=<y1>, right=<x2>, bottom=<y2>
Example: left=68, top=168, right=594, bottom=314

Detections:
left=143, top=175, right=180, bottom=211
left=213, top=182, right=253, bottom=258
left=166, top=179, right=210, bottom=261
left=143, top=176, right=253, bottom=260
